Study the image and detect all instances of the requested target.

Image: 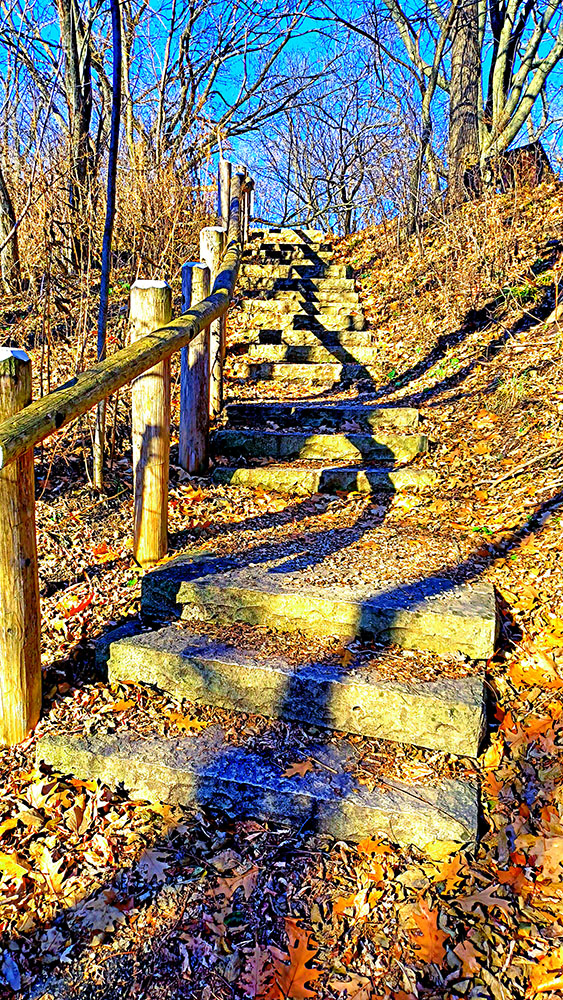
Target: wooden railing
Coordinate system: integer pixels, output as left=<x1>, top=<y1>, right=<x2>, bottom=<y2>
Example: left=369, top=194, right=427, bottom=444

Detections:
left=0, top=162, right=255, bottom=747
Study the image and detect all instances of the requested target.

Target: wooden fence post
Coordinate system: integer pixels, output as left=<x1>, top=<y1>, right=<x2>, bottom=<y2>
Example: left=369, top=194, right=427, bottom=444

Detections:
left=130, top=280, right=172, bottom=568
left=0, top=348, right=41, bottom=746
left=200, top=226, right=225, bottom=417
left=218, top=159, right=232, bottom=230
left=179, top=262, right=211, bottom=473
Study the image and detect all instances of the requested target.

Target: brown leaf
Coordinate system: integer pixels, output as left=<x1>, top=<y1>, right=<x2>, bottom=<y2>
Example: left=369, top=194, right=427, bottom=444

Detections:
left=214, top=866, right=259, bottom=902
left=271, top=918, right=322, bottom=999
left=453, top=940, right=480, bottom=976
left=283, top=761, right=314, bottom=778
left=136, top=848, right=172, bottom=883
left=328, top=973, right=373, bottom=1000
left=409, top=900, right=448, bottom=966
left=241, top=945, right=276, bottom=998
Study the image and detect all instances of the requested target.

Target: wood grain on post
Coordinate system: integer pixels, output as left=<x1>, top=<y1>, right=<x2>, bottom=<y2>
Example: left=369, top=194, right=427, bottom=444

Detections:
left=218, top=160, right=232, bottom=230
left=0, top=348, right=41, bottom=746
left=130, top=280, right=172, bottom=568
left=179, top=262, right=211, bottom=473
left=200, top=226, right=225, bottom=417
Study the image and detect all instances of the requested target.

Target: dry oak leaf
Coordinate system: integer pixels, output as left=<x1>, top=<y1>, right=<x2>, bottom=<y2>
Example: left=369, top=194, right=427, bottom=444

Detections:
left=241, top=945, right=276, bottom=999
left=356, top=836, right=393, bottom=857
left=528, top=947, right=563, bottom=995
left=328, top=973, right=373, bottom=1000
left=424, top=839, right=463, bottom=862
left=428, top=856, right=465, bottom=891
left=0, top=851, right=30, bottom=881
left=453, top=940, right=480, bottom=977
left=457, top=885, right=512, bottom=915
left=409, top=900, right=448, bottom=966
left=214, top=865, right=259, bottom=902
left=136, top=848, right=172, bottom=883
left=283, top=760, right=314, bottom=779
left=271, top=918, right=322, bottom=999
left=164, top=710, right=209, bottom=732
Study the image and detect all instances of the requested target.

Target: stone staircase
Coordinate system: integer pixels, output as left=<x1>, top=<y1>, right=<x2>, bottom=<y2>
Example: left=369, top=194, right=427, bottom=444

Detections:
left=37, top=227, right=498, bottom=849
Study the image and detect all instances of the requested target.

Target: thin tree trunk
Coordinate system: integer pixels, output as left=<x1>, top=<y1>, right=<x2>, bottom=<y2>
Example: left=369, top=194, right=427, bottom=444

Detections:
left=448, top=0, right=481, bottom=203
left=93, top=0, right=122, bottom=490
left=0, top=165, right=20, bottom=293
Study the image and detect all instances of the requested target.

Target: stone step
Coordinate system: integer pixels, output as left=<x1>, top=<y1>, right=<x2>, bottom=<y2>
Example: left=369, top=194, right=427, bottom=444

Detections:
left=101, top=624, right=485, bottom=756
left=211, top=430, right=428, bottom=462
left=223, top=403, right=419, bottom=431
left=142, top=555, right=498, bottom=660
left=246, top=344, right=376, bottom=365
left=212, top=464, right=436, bottom=495
left=234, top=330, right=372, bottom=349
left=244, top=252, right=334, bottom=265
left=245, top=315, right=367, bottom=333
left=249, top=227, right=329, bottom=242
left=238, top=276, right=356, bottom=292
left=239, top=264, right=352, bottom=280
left=37, top=726, right=478, bottom=847
left=248, top=362, right=380, bottom=382
left=241, top=291, right=361, bottom=306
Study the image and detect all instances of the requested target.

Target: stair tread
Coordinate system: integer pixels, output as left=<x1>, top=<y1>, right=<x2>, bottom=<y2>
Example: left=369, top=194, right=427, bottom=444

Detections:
left=142, top=553, right=498, bottom=660
left=211, top=429, right=428, bottom=462
left=101, top=623, right=485, bottom=756
left=211, top=464, right=436, bottom=494
left=37, top=723, right=478, bottom=846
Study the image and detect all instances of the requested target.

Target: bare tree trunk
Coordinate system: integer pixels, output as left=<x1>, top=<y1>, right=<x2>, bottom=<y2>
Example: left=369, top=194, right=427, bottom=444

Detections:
left=57, top=0, right=94, bottom=268
left=93, top=0, right=122, bottom=490
left=448, top=0, right=480, bottom=203
left=0, top=165, right=20, bottom=293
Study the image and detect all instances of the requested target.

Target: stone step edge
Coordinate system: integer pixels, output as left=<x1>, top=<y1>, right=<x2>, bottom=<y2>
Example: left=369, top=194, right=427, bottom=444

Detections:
left=36, top=729, right=478, bottom=848
left=141, top=563, right=498, bottom=661
left=99, top=623, right=485, bottom=757
left=210, top=465, right=436, bottom=494
left=223, top=404, right=419, bottom=428
left=211, top=430, right=429, bottom=461
left=248, top=362, right=382, bottom=381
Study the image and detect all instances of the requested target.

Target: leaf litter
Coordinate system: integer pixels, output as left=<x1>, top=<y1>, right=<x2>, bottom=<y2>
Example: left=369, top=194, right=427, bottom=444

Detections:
left=2, top=183, right=563, bottom=997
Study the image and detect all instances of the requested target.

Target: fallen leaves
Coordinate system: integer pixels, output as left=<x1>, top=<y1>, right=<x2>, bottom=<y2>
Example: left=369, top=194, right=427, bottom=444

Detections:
left=409, top=900, right=448, bottom=966
left=271, top=919, right=322, bottom=999
left=282, top=760, right=314, bottom=778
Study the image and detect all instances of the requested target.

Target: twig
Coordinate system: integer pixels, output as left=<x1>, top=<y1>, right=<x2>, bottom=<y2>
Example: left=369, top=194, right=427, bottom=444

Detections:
left=481, top=445, right=563, bottom=486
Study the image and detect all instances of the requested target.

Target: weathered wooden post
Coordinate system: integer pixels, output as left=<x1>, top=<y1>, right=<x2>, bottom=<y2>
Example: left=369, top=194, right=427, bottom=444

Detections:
left=0, top=348, right=41, bottom=746
left=218, top=159, right=232, bottom=230
left=130, top=280, right=172, bottom=568
left=200, top=226, right=225, bottom=417
left=179, top=262, right=211, bottom=473
left=245, top=179, right=255, bottom=244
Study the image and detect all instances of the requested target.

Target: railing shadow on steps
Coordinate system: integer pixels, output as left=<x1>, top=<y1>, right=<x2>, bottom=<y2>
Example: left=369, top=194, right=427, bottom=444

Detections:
left=0, top=160, right=254, bottom=748
left=17, top=487, right=560, bottom=999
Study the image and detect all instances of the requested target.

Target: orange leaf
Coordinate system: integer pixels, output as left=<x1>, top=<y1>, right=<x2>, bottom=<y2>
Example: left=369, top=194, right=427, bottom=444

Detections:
left=356, top=836, right=393, bottom=857
left=509, top=652, right=563, bottom=690
left=529, top=948, right=563, bottom=994
left=283, top=760, right=314, bottom=778
left=453, top=940, right=480, bottom=976
left=271, top=919, right=322, bottom=999
left=409, top=900, right=448, bottom=966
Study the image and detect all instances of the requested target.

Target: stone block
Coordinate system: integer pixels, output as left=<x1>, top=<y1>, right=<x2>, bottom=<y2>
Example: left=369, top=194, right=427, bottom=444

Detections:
left=102, top=625, right=485, bottom=756
left=37, top=727, right=478, bottom=847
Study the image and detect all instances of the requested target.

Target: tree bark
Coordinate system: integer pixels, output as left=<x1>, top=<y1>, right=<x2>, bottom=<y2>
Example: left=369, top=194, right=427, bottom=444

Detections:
left=0, top=166, right=21, bottom=293
left=448, top=0, right=481, bottom=203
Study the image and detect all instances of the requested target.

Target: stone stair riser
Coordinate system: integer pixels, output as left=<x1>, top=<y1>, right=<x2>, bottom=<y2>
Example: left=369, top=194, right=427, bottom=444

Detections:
left=212, top=465, right=437, bottom=495
left=37, top=731, right=478, bottom=846
left=246, top=345, right=377, bottom=365
left=234, top=331, right=372, bottom=349
left=101, top=626, right=485, bottom=756
left=245, top=316, right=367, bottom=332
left=248, top=362, right=380, bottom=382
left=223, top=404, right=419, bottom=430
left=211, top=430, right=428, bottom=462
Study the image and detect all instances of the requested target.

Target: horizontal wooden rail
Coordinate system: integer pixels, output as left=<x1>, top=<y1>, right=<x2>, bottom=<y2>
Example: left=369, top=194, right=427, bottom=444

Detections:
left=0, top=237, right=242, bottom=471
left=0, top=159, right=254, bottom=747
